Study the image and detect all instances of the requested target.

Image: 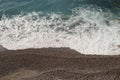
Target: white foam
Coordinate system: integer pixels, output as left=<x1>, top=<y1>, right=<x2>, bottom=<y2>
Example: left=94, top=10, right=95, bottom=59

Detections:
left=0, top=7, right=120, bottom=55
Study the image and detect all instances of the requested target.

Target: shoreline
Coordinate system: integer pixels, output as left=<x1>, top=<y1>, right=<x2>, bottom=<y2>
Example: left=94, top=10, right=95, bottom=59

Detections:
left=0, top=48, right=120, bottom=80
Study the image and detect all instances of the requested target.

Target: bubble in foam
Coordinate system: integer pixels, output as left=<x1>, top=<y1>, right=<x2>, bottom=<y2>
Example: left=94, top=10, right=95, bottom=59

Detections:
left=0, top=7, right=120, bottom=55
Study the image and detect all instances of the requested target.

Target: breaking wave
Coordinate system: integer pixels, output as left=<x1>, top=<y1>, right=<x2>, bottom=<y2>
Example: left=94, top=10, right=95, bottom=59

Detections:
left=0, top=6, right=120, bottom=55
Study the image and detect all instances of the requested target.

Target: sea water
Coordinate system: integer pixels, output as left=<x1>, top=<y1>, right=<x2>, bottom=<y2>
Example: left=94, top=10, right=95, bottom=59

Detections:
left=0, top=0, right=120, bottom=55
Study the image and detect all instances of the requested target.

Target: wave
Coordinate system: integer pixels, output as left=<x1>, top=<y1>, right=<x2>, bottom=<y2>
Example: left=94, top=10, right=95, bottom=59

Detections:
left=0, top=6, right=120, bottom=55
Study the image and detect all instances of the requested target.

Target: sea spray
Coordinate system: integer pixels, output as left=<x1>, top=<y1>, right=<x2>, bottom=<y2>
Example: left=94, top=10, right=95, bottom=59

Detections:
left=0, top=7, right=120, bottom=55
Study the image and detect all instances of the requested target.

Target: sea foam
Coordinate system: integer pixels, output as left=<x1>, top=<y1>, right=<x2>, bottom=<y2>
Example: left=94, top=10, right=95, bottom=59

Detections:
left=0, top=7, right=120, bottom=55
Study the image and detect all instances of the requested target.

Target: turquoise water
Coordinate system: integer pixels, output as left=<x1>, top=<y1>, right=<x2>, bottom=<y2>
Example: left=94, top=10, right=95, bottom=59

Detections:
left=0, top=0, right=120, bottom=17
left=0, top=0, right=120, bottom=55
